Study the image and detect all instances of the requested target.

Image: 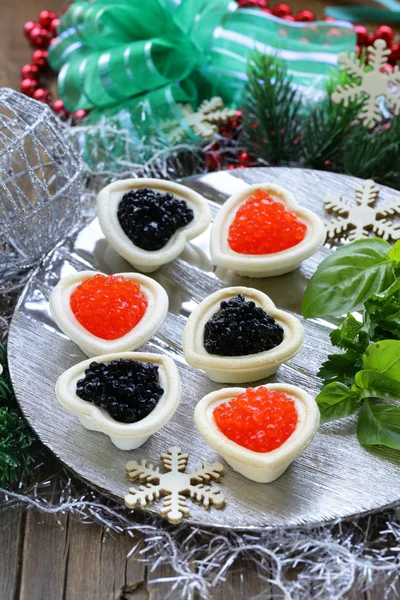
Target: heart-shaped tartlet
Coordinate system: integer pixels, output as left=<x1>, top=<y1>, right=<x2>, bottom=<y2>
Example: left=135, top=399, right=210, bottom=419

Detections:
left=182, top=286, right=303, bottom=383
left=194, top=383, right=319, bottom=482
left=50, top=271, right=168, bottom=357
left=97, top=178, right=212, bottom=273
left=210, top=183, right=326, bottom=277
left=56, top=352, right=181, bottom=450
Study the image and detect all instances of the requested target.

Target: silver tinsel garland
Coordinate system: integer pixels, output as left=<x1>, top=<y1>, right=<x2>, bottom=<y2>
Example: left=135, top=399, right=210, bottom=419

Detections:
left=0, top=122, right=399, bottom=599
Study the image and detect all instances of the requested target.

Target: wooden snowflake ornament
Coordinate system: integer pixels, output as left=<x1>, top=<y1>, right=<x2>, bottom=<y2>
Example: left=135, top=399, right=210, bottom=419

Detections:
left=332, top=39, right=400, bottom=128
left=324, top=179, right=400, bottom=243
left=124, top=447, right=225, bottom=524
left=182, top=97, right=237, bottom=139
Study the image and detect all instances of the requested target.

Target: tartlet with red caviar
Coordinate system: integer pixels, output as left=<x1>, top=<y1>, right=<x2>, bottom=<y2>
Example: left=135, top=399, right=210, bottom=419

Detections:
left=210, top=183, right=326, bottom=277
left=194, top=383, right=319, bottom=482
left=49, top=271, right=168, bottom=357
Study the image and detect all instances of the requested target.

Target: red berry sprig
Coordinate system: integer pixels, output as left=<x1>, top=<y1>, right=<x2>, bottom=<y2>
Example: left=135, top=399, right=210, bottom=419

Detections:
left=20, top=6, right=88, bottom=123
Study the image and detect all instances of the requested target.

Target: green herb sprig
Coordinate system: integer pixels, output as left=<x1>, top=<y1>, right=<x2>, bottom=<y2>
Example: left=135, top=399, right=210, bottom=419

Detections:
left=304, top=240, right=400, bottom=450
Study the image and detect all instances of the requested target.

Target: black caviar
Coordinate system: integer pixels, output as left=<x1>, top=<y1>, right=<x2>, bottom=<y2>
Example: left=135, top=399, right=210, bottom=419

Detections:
left=117, top=187, right=194, bottom=251
left=204, top=294, right=284, bottom=356
left=76, top=359, right=164, bottom=424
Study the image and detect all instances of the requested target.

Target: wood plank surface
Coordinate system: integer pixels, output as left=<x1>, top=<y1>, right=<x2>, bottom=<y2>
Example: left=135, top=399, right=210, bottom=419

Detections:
left=0, top=0, right=398, bottom=599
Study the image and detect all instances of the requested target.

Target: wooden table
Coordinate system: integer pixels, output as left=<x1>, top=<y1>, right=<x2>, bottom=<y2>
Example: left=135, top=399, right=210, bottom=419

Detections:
left=0, top=1, right=396, bottom=598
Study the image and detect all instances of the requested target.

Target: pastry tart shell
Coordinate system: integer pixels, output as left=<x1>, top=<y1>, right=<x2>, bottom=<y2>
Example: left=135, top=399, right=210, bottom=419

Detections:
left=56, top=352, right=181, bottom=450
left=182, top=286, right=304, bottom=383
left=194, top=383, right=320, bottom=482
left=49, top=270, right=168, bottom=357
left=210, top=182, right=326, bottom=277
left=97, top=178, right=212, bottom=273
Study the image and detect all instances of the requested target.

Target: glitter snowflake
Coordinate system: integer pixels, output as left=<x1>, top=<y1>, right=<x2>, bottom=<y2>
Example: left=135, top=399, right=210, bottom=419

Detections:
left=124, top=447, right=225, bottom=524
left=324, top=179, right=400, bottom=243
left=331, top=39, right=400, bottom=128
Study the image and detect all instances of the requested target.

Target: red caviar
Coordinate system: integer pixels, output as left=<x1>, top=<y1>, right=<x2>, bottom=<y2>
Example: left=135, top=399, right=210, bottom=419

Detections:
left=213, top=387, right=298, bottom=453
left=228, top=189, right=307, bottom=255
left=70, top=274, right=147, bottom=340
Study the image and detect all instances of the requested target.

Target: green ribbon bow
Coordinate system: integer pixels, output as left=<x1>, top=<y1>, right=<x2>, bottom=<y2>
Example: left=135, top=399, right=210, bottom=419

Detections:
left=49, top=0, right=356, bottom=143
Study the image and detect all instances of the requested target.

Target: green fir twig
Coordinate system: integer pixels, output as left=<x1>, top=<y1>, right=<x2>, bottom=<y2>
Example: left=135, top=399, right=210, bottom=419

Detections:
left=0, top=342, right=35, bottom=487
left=343, top=116, right=400, bottom=190
left=241, top=53, right=303, bottom=165
left=240, top=51, right=400, bottom=187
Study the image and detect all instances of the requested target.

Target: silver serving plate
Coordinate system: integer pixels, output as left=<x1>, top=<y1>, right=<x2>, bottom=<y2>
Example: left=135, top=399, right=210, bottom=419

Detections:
left=8, top=167, right=400, bottom=530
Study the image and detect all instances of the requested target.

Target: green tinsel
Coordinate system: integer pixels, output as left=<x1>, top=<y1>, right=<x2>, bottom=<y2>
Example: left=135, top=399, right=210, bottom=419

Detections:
left=241, top=52, right=400, bottom=189
left=0, top=343, right=34, bottom=487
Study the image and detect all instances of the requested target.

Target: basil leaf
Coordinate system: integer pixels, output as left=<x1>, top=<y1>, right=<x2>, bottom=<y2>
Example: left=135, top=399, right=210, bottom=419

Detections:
left=357, top=399, right=400, bottom=449
left=316, top=382, right=361, bottom=422
left=302, top=238, right=394, bottom=318
left=319, top=400, right=360, bottom=422
left=318, top=350, right=361, bottom=385
left=355, top=369, right=400, bottom=399
left=362, top=340, right=400, bottom=381
left=389, top=240, right=400, bottom=263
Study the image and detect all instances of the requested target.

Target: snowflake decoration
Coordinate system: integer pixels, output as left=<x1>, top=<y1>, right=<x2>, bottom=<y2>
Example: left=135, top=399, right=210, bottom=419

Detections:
left=331, top=39, right=400, bottom=128
left=124, top=447, right=225, bottom=524
left=182, top=97, right=237, bottom=139
left=159, top=97, right=236, bottom=143
left=324, top=179, right=400, bottom=243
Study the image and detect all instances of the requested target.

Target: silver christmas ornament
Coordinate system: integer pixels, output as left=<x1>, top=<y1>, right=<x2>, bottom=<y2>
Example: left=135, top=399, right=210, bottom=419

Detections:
left=0, top=88, right=82, bottom=278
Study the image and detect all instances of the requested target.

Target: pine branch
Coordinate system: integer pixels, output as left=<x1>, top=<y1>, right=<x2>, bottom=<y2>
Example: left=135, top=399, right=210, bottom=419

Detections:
left=301, top=68, right=365, bottom=170
left=0, top=342, right=35, bottom=486
left=0, top=410, right=35, bottom=485
left=343, top=116, right=400, bottom=190
left=240, top=52, right=303, bottom=165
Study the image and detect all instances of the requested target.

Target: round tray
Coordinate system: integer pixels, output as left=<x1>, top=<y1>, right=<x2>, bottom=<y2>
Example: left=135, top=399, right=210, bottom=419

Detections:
left=8, top=167, right=400, bottom=529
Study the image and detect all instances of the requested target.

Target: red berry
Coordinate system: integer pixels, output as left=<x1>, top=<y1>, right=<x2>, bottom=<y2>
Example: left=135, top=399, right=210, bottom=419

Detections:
left=29, top=26, right=51, bottom=49
left=52, top=99, right=69, bottom=119
left=235, top=109, right=243, bottom=120
left=32, top=49, right=48, bottom=69
left=74, top=109, right=88, bottom=121
left=238, top=151, right=253, bottom=166
left=205, top=152, right=222, bottom=171
left=354, top=24, right=368, bottom=46
left=262, top=7, right=271, bottom=13
left=33, top=88, right=53, bottom=104
left=324, top=16, right=335, bottom=21
left=20, top=63, right=39, bottom=80
left=39, top=10, right=58, bottom=28
left=391, top=43, right=400, bottom=62
left=20, top=78, right=38, bottom=96
left=374, top=25, right=394, bottom=45
left=381, top=64, right=394, bottom=73
left=272, top=3, right=291, bottom=18
left=23, top=21, right=37, bottom=38
left=52, top=99, right=65, bottom=112
left=49, top=17, right=60, bottom=35
left=295, top=9, right=315, bottom=22
left=367, top=33, right=375, bottom=45
left=283, top=14, right=295, bottom=21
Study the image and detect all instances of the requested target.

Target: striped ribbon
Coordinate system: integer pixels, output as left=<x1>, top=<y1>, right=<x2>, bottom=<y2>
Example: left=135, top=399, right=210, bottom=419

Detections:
left=326, top=1, right=400, bottom=23
left=49, top=0, right=356, bottom=133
